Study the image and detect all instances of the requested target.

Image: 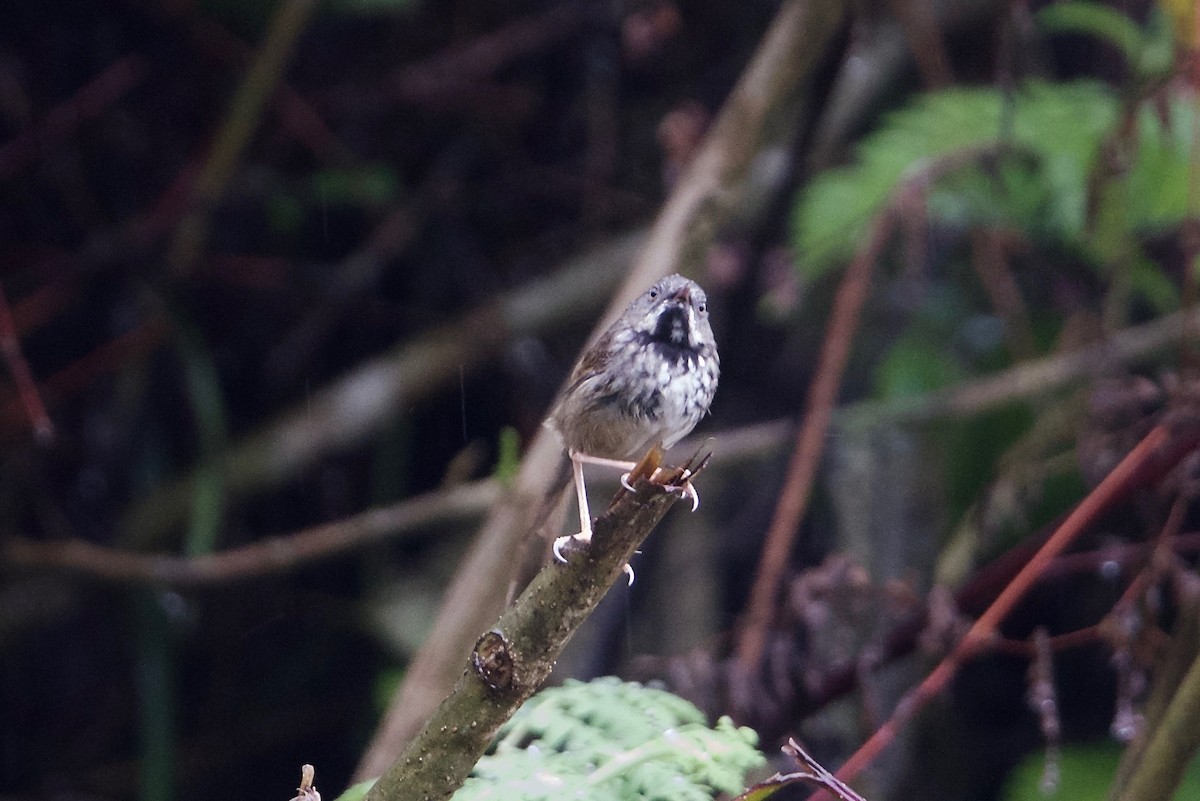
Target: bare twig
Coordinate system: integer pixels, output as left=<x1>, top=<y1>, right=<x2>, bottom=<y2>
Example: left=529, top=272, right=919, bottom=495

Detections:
left=20, top=416, right=1200, bottom=592
left=970, top=228, right=1037, bottom=359
left=784, top=738, right=868, bottom=801
left=6, top=420, right=796, bottom=587
left=1111, top=578, right=1200, bottom=799
left=838, top=306, right=1200, bottom=430
left=806, top=0, right=999, bottom=170
left=0, top=55, right=147, bottom=180
left=322, top=3, right=591, bottom=113
left=167, top=3, right=351, bottom=164
left=1026, top=628, right=1061, bottom=794
left=1112, top=626, right=1200, bottom=801
left=0, top=281, right=53, bottom=441
left=3, top=481, right=498, bottom=586
left=0, top=317, right=169, bottom=438
left=885, top=0, right=953, bottom=88
left=119, top=0, right=351, bottom=163
left=735, top=738, right=867, bottom=801
left=167, top=0, right=319, bottom=274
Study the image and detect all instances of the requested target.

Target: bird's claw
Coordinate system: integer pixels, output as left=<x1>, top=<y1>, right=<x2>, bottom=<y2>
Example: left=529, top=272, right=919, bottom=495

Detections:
left=623, top=469, right=699, bottom=511
left=553, top=531, right=591, bottom=563
left=663, top=470, right=700, bottom=511
left=555, top=533, right=636, bottom=586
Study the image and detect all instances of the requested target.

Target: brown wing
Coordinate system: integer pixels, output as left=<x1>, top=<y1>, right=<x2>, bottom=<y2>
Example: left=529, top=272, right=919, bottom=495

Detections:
left=562, top=329, right=614, bottom=396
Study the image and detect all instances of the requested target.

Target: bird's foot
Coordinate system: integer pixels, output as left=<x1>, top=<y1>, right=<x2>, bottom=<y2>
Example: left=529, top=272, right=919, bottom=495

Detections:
left=553, top=532, right=636, bottom=585
left=620, top=467, right=699, bottom=510
left=552, top=530, right=591, bottom=563
left=662, top=468, right=700, bottom=510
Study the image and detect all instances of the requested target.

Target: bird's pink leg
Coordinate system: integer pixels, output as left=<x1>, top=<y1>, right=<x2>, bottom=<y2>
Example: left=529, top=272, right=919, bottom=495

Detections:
left=552, top=450, right=637, bottom=585
left=573, top=453, right=638, bottom=471
left=553, top=453, right=592, bottom=562
left=572, top=453, right=592, bottom=543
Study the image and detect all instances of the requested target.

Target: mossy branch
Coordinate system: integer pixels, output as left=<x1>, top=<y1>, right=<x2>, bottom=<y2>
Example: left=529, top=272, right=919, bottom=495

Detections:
left=363, top=456, right=698, bottom=801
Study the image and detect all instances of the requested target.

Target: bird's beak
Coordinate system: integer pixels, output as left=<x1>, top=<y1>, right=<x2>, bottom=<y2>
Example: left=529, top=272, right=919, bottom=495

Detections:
left=669, top=284, right=691, bottom=303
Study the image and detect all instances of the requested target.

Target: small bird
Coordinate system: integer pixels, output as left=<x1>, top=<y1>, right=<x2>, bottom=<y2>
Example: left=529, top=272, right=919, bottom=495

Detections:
left=545, top=273, right=719, bottom=567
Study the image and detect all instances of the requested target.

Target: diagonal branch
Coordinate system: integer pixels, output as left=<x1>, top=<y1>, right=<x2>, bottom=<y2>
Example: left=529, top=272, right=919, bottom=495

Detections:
left=363, top=460, right=694, bottom=801
left=0, top=281, right=53, bottom=441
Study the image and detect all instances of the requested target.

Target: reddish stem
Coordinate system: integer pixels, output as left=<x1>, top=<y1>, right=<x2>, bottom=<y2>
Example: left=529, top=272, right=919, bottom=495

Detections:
left=808, top=419, right=1200, bottom=799
left=0, top=281, right=53, bottom=441
left=0, top=318, right=168, bottom=439
left=0, top=55, right=147, bottom=181
left=735, top=199, right=899, bottom=673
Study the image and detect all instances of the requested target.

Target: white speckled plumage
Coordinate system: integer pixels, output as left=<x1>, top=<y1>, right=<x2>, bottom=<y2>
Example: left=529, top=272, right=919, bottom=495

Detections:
left=547, top=273, right=719, bottom=459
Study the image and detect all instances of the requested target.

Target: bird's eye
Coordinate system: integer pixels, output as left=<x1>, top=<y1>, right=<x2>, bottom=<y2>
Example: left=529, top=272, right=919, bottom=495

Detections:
left=698, top=302, right=707, bottom=313
left=648, top=289, right=658, bottom=299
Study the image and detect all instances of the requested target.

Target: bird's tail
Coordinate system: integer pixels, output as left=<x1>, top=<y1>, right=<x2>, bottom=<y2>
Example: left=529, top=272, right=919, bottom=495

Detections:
left=506, top=453, right=573, bottom=603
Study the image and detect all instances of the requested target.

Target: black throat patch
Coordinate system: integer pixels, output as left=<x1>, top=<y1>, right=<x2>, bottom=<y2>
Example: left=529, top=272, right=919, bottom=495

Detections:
left=637, top=304, right=700, bottom=369
left=652, top=305, right=689, bottom=347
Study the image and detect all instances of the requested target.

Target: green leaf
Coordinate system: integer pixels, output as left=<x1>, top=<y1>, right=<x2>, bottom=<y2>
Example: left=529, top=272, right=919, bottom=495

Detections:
left=1002, top=742, right=1200, bottom=800
left=792, top=81, right=1119, bottom=279
left=875, top=330, right=968, bottom=400
left=1128, top=93, right=1200, bottom=230
left=1037, top=2, right=1148, bottom=67
left=1038, top=3, right=1178, bottom=80
left=310, top=166, right=401, bottom=208
left=493, top=426, right=521, bottom=486
left=332, top=779, right=375, bottom=801
left=1127, top=249, right=1180, bottom=312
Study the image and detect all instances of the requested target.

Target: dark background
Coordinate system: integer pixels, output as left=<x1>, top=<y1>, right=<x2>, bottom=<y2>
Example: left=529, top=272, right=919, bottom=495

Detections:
left=1, top=2, right=1196, bottom=801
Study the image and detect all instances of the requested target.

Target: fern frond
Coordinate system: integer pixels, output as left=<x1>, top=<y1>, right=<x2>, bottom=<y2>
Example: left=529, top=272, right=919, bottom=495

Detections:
left=454, top=678, right=764, bottom=801
left=793, top=81, right=1119, bottom=279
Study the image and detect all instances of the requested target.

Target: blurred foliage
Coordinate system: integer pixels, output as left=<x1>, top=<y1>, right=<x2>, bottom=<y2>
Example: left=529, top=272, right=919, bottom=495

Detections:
left=793, top=5, right=1197, bottom=560
left=337, top=679, right=764, bottom=801
left=5, top=1, right=1200, bottom=800
left=323, top=0, right=421, bottom=16
left=793, top=80, right=1197, bottom=285
left=1038, top=2, right=1176, bottom=82
left=459, top=678, right=763, bottom=801
left=171, top=309, right=230, bottom=557
left=308, top=167, right=402, bottom=211
left=493, top=426, right=522, bottom=486
left=792, top=80, right=1118, bottom=277
left=1002, top=742, right=1200, bottom=800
